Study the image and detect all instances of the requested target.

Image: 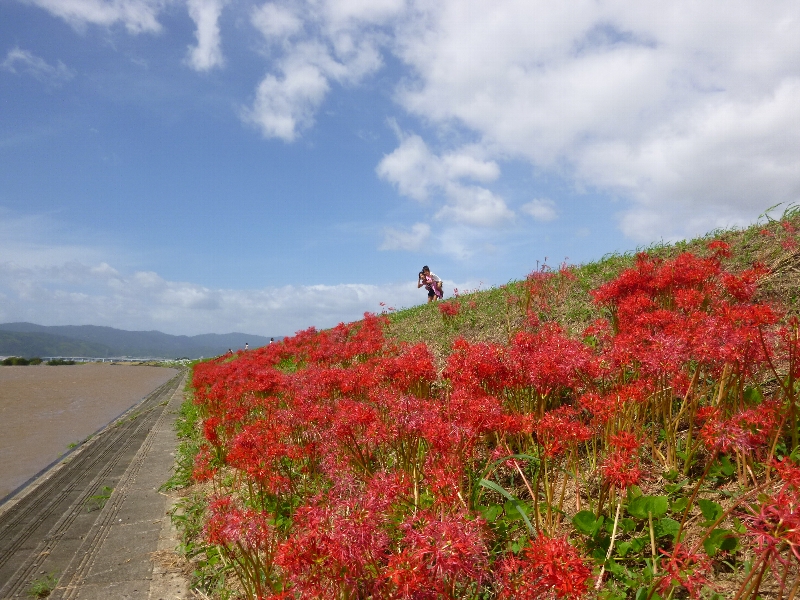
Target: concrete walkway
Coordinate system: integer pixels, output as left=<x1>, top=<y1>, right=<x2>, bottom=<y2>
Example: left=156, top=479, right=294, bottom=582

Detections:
left=0, top=372, right=192, bottom=600
left=53, top=374, right=191, bottom=600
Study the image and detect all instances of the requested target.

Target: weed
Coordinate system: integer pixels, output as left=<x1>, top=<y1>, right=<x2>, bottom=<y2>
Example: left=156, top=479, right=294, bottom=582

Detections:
left=27, top=572, right=58, bottom=598
left=85, top=486, right=113, bottom=512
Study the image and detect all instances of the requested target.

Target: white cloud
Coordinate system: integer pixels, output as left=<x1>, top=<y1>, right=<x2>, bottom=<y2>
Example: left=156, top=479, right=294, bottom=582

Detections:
left=380, top=222, right=430, bottom=251
left=251, top=3, right=302, bottom=41
left=385, top=0, right=800, bottom=241
left=320, top=0, right=405, bottom=28
left=376, top=134, right=438, bottom=200
left=186, top=0, right=226, bottom=72
left=1, top=47, right=75, bottom=86
left=578, top=78, right=800, bottom=240
left=0, top=258, right=425, bottom=336
left=244, top=1, right=388, bottom=140
left=377, top=133, right=511, bottom=227
left=245, top=57, right=330, bottom=141
left=244, top=35, right=385, bottom=139
left=521, top=198, right=558, bottom=222
left=24, top=0, right=165, bottom=33
left=436, top=183, right=512, bottom=227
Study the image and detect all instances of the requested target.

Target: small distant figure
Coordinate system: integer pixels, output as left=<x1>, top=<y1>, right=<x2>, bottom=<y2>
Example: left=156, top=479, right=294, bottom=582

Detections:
left=417, top=265, right=443, bottom=303
left=227, top=348, right=233, bottom=355
left=244, top=343, right=249, bottom=351
left=270, top=337, right=274, bottom=344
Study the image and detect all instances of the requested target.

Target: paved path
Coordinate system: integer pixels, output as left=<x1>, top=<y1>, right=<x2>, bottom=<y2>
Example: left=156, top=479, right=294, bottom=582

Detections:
left=0, top=371, right=192, bottom=600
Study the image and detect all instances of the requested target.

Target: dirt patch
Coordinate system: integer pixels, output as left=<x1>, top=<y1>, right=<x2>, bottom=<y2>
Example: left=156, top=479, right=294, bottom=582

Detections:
left=0, top=364, right=178, bottom=500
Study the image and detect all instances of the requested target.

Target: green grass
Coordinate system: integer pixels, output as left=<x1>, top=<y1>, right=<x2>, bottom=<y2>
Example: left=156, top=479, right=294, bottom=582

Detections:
left=387, top=209, right=800, bottom=359
left=27, top=572, right=58, bottom=598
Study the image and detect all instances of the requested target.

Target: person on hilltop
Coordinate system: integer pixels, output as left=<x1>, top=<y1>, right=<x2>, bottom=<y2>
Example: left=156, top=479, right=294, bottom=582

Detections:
left=417, top=265, right=443, bottom=303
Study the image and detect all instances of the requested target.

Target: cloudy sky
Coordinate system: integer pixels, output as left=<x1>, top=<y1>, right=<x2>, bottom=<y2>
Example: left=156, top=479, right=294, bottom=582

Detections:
left=1, top=0, right=799, bottom=337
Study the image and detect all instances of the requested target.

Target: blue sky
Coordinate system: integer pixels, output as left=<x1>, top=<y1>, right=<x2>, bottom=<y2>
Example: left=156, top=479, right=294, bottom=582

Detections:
left=1, top=0, right=799, bottom=337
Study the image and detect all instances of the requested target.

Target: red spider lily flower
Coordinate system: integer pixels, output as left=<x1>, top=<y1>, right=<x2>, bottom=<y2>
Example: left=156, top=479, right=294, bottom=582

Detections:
left=444, top=338, right=516, bottom=394
left=510, top=323, right=596, bottom=399
left=204, top=496, right=278, bottom=555
left=782, top=238, right=799, bottom=252
left=658, top=544, right=715, bottom=599
left=202, top=416, right=222, bottom=446
left=601, top=436, right=643, bottom=491
left=439, top=300, right=460, bottom=317
left=707, top=239, right=732, bottom=259
left=192, top=443, right=218, bottom=482
left=608, top=431, right=640, bottom=452
left=782, top=220, right=798, bottom=234
left=578, top=391, right=619, bottom=429
left=385, top=510, right=490, bottom=599
left=721, top=263, right=769, bottom=302
left=495, top=536, right=592, bottom=600
left=226, top=420, right=301, bottom=494
left=694, top=406, right=718, bottom=426
left=277, top=469, right=412, bottom=598
left=699, top=402, right=780, bottom=455
left=741, top=458, right=800, bottom=567
left=772, top=457, right=800, bottom=490
left=204, top=496, right=242, bottom=546
left=533, top=406, right=592, bottom=457
left=433, top=388, right=505, bottom=453
left=379, top=343, right=437, bottom=394
left=740, top=488, right=800, bottom=568
left=601, top=450, right=643, bottom=491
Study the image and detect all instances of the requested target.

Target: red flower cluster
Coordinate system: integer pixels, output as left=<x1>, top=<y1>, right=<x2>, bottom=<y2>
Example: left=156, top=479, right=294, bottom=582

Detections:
left=188, top=244, right=799, bottom=598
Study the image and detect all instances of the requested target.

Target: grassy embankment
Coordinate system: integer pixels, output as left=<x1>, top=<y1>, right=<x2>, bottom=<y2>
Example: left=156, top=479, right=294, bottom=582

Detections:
left=387, top=210, right=800, bottom=365
left=166, top=208, right=800, bottom=600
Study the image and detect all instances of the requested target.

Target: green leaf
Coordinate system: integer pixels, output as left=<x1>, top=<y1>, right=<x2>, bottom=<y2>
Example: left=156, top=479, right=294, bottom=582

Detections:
left=743, top=386, right=763, bottom=403
left=628, top=535, right=649, bottom=554
left=605, top=559, right=627, bottom=577
left=619, top=517, right=636, bottom=533
left=655, top=517, right=680, bottom=539
left=617, top=541, right=632, bottom=557
left=480, top=504, right=503, bottom=522
left=698, top=498, right=723, bottom=523
left=717, top=455, right=735, bottom=477
left=627, top=485, right=644, bottom=501
left=628, top=495, right=669, bottom=520
left=573, top=510, right=603, bottom=536
left=479, top=478, right=535, bottom=536
left=733, top=517, right=747, bottom=534
left=703, top=528, right=740, bottom=557
left=664, top=479, right=689, bottom=495
left=504, top=500, right=530, bottom=519
left=670, top=497, right=689, bottom=513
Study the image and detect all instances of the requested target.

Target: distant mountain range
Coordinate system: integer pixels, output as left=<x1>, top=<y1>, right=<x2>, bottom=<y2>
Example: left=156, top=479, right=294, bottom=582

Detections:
left=0, top=323, right=274, bottom=359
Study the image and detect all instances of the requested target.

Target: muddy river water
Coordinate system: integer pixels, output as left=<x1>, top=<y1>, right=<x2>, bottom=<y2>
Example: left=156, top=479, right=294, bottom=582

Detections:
left=0, top=364, right=179, bottom=501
